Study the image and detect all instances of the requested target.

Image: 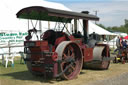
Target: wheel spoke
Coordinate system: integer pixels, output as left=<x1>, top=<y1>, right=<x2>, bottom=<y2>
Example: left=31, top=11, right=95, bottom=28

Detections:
left=63, top=53, right=68, bottom=59
left=71, top=52, right=75, bottom=58
left=67, top=45, right=74, bottom=56
left=69, top=45, right=74, bottom=52
left=70, top=65, right=75, bottom=71
left=74, top=60, right=79, bottom=65
left=68, top=49, right=70, bottom=56
left=65, top=64, right=75, bottom=75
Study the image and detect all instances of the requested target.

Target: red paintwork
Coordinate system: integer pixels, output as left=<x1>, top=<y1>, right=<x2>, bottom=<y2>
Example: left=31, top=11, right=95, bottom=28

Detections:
left=69, top=35, right=93, bottom=62
left=69, top=36, right=82, bottom=46
left=83, top=48, right=93, bottom=62
left=32, top=67, right=45, bottom=72
left=51, top=52, right=58, bottom=61
left=53, top=63, right=58, bottom=77
left=37, top=41, right=49, bottom=51
left=55, top=36, right=67, bottom=46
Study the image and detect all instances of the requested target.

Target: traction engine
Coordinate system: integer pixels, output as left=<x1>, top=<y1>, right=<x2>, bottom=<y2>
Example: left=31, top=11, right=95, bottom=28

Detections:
left=17, top=6, right=111, bottom=80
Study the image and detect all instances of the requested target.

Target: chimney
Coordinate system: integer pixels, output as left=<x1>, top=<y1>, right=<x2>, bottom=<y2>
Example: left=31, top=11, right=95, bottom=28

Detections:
left=81, top=11, right=89, bottom=14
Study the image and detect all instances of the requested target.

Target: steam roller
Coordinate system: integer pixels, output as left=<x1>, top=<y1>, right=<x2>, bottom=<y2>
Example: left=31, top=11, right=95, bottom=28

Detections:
left=16, top=6, right=111, bottom=80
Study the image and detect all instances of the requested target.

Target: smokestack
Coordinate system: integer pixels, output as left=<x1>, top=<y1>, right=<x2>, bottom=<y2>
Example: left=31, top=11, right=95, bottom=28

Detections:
left=81, top=11, right=89, bottom=14
left=81, top=11, right=89, bottom=44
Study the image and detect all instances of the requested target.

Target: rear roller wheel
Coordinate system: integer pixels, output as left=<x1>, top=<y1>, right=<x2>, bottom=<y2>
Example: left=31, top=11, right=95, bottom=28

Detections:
left=26, top=48, right=43, bottom=76
left=56, top=41, right=83, bottom=80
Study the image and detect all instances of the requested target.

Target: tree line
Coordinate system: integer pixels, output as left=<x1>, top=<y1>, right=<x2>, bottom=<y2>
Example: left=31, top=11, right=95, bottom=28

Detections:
left=96, top=19, right=128, bottom=34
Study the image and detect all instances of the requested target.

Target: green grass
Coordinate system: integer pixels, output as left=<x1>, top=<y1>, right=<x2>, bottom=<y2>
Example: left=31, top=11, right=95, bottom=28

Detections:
left=0, top=59, right=128, bottom=85
left=0, top=60, right=47, bottom=85
left=0, top=59, right=59, bottom=85
left=0, top=60, right=28, bottom=85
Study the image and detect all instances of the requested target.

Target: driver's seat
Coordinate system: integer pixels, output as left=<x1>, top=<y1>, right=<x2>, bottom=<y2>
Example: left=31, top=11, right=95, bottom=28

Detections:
left=42, top=30, right=56, bottom=45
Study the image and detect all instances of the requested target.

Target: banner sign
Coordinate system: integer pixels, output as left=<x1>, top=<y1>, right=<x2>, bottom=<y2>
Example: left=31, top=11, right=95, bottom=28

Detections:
left=0, top=32, right=28, bottom=43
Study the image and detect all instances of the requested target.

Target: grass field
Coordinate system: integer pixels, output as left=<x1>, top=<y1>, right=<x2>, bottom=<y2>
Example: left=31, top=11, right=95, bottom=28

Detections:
left=0, top=59, right=128, bottom=85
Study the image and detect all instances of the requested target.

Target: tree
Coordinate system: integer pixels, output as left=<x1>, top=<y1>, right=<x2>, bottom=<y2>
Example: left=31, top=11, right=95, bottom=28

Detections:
left=96, top=23, right=106, bottom=29
left=96, top=19, right=128, bottom=34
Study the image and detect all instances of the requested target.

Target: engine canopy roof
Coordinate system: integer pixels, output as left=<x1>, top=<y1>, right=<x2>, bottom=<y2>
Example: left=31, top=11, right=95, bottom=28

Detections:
left=16, top=6, right=99, bottom=23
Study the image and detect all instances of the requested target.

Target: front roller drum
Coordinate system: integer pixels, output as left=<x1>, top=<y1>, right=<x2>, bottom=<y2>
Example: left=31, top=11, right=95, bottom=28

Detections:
left=84, top=60, right=110, bottom=70
left=55, top=41, right=83, bottom=80
left=84, top=45, right=110, bottom=70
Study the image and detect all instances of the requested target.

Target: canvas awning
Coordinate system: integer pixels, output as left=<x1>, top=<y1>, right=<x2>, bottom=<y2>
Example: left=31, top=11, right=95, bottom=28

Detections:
left=16, top=6, right=99, bottom=22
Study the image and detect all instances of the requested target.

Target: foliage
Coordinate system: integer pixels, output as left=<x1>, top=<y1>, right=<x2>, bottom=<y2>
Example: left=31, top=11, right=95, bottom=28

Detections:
left=96, top=20, right=128, bottom=34
left=96, top=23, right=106, bottom=29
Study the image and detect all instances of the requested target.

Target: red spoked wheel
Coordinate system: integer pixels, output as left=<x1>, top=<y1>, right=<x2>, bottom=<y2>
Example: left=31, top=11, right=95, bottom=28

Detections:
left=56, top=41, right=83, bottom=80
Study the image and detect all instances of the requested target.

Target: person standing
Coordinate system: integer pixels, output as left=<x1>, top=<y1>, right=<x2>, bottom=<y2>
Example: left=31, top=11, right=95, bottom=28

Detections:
left=120, top=37, right=123, bottom=47
left=114, top=36, right=120, bottom=52
left=116, top=36, right=120, bottom=48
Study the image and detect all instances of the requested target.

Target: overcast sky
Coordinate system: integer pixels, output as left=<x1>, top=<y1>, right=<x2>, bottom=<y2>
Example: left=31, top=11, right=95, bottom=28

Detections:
left=46, top=0, right=128, bottom=27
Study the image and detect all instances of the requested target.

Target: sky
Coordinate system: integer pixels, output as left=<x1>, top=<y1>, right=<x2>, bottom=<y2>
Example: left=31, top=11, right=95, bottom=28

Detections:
left=46, top=0, right=128, bottom=27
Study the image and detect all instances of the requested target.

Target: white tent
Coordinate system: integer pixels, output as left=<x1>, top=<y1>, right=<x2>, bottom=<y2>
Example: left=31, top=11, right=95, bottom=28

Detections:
left=88, top=21, right=116, bottom=35
left=0, top=0, right=116, bottom=54
left=0, top=0, right=113, bottom=35
left=0, top=0, right=71, bottom=31
left=0, top=0, right=72, bottom=56
left=112, top=32, right=127, bottom=37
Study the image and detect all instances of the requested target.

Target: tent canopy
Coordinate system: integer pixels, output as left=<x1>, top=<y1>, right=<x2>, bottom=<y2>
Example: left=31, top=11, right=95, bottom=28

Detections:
left=88, top=21, right=116, bottom=35
left=124, top=35, right=128, bottom=39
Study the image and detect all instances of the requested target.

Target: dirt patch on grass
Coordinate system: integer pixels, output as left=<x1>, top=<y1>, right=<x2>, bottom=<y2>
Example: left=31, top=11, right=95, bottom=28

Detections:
left=87, top=72, right=128, bottom=85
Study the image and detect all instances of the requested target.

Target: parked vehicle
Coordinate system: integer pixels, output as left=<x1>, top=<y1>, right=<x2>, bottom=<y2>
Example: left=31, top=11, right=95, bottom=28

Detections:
left=16, top=6, right=111, bottom=80
left=113, top=47, right=128, bottom=64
